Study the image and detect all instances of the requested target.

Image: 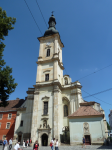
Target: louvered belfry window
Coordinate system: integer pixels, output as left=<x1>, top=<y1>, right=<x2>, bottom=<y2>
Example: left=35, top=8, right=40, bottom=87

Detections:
left=44, top=102, right=48, bottom=115
left=46, top=49, right=50, bottom=57
left=64, top=105, right=68, bottom=117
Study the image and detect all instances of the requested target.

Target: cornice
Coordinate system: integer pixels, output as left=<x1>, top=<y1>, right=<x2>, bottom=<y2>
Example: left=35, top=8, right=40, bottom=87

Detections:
left=27, top=98, right=34, bottom=100
left=26, top=91, right=34, bottom=94
left=68, top=114, right=104, bottom=119
left=16, top=108, right=26, bottom=111
left=36, top=57, right=64, bottom=70
left=37, top=33, right=64, bottom=48
left=34, top=81, right=82, bottom=91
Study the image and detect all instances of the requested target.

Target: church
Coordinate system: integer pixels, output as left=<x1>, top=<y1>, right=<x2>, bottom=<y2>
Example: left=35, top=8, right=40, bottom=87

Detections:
left=13, top=14, right=108, bottom=146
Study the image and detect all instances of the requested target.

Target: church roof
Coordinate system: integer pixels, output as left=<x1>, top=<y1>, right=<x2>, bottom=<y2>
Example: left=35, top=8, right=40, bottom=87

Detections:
left=68, top=106, right=104, bottom=118
left=0, top=99, right=25, bottom=112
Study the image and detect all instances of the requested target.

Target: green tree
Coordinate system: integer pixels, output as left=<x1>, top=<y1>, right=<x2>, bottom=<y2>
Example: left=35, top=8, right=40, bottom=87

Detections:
left=107, top=121, right=111, bottom=130
left=0, top=7, right=17, bottom=107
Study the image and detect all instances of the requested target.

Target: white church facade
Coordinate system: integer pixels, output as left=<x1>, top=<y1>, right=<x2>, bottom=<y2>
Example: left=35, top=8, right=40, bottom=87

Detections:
left=14, top=14, right=108, bottom=145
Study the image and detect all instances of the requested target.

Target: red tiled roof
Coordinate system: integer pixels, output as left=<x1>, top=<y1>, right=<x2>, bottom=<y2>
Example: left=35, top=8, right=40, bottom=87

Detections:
left=0, top=99, right=25, bottom=112
left=68, top=106, right=104, bottom=118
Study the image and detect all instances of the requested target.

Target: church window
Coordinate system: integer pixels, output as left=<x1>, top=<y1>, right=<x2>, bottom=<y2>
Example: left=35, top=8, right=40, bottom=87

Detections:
left=44, top=102, right=48, bottom=115
left=65, top=78, right=68, bottom=85
left=20, top=120, right=23, bottom=127
left=64, top=105, right=68, bottom=117
left=45, top=74, right=49, bottom=81
left=46, top=49, right=50, bottom=57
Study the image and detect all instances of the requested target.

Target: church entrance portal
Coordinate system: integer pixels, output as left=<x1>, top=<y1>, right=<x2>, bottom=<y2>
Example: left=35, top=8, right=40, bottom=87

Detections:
left=42, top=134, right=48, bottom=146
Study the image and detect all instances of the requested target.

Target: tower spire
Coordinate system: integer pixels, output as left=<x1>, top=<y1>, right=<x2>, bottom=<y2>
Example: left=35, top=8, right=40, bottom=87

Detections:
left=44, top=13, right=59, bottom=36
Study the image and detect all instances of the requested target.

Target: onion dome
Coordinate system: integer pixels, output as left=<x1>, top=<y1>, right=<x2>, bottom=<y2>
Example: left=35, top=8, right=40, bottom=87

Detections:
left=44, top=14, right=59, bottom=36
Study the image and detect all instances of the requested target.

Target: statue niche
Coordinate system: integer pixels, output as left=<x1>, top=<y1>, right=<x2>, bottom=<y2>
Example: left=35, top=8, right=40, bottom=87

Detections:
left=43, top=120, right=47, bottom=128
left=83, top=122, right=89, bottom=134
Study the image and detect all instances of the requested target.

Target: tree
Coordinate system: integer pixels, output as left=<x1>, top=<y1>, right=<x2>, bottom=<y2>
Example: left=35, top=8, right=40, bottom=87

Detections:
left=0, top=7, right=18, bottom=107
left=107, top=121, right=111, bottom=130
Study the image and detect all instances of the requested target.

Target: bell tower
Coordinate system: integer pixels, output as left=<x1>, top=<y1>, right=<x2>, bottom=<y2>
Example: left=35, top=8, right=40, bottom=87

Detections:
left=31, top=14, right=64, bottom=144
left=36, top=14, right=64, bottom=84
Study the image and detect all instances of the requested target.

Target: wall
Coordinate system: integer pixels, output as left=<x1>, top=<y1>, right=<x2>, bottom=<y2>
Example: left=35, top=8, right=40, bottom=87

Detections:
left=69, top=117, right=106, bottom=145
left=0, top=111, right=17, bottom=141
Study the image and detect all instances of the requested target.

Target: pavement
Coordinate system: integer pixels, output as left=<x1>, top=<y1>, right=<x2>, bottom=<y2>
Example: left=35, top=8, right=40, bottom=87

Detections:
left=0, top=144, right=112, bottom=150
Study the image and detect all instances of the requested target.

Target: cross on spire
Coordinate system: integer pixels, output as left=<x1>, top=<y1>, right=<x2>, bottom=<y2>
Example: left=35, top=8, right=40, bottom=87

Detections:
left=51, top=11, right=54, bottom=15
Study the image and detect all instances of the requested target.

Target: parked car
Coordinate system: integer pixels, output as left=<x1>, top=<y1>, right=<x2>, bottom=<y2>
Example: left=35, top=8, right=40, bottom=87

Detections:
left=0, top=140, right=3, bottom=145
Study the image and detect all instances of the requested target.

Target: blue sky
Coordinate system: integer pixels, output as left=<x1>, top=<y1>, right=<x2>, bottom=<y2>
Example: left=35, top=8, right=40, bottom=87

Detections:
left=1, top=0, right=112, bottom=122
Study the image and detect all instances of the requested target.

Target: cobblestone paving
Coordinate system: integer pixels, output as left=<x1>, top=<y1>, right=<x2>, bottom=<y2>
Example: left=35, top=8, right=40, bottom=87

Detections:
left=0, top=144, right=112, bottom=150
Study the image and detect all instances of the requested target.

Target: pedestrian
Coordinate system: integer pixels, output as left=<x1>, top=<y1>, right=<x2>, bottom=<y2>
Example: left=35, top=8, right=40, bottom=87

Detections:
left=25, top=141, right=27, bottom=148
left=9, top=138, right=12, bottom=150
left=14, top=142, right=20, bottom=150
left=23, top=140, right=25, bottom=148
left=33, top=140, right=39, bottom=150
left=27, top=139, right=29, bottom=147
left=3, top=138, right=8, bottom=150
left=82, top=137, right=86, bottom=148
left=51, top=138, right=55, bottom=150
left=55, top=139, right=59, bottom=150
left=30, top=138, right=32, bottom=143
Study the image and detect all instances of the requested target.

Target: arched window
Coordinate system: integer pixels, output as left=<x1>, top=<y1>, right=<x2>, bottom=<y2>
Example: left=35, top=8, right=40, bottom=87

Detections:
left=64, top=105, right=68, bottom=117
left=46, top=49, right=50, bottom=57
left=64, top=77, right=68, bottom=85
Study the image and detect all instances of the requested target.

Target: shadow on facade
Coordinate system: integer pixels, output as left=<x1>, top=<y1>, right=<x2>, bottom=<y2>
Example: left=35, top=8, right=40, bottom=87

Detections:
left=60, top=132, right=70, bottom=144
left=6, top=122, right=15, bottom=141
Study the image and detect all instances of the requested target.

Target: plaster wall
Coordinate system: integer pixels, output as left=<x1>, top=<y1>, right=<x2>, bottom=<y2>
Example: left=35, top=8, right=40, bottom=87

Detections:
left=69, top=117, right=106, bottom=145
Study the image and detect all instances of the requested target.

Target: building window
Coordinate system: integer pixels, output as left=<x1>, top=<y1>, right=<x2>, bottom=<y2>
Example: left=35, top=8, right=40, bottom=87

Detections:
left=2, top=135, right=6, bottom=140
left=46, top=49, right=50, bottom=57
left=20, top=120, right=23, bottom=127
left=0, top=123, right=1, bottom=128
left=6, top=123, right=10, bottom=129
left=44, top=102, right=48, bottom=115
left=8, top=113, right=12, bottom=119
left=0, top=114, right=3, bottom=120
left=65, top=77, right=68, bottom=85
left=45, top=74, right=49, bottom=81
left=64, top=105, right=68, bottom=117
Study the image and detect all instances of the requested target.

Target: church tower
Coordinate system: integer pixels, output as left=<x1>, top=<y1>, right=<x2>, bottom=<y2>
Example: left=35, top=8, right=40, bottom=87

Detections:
left=30, top=14, right=83, bottom=145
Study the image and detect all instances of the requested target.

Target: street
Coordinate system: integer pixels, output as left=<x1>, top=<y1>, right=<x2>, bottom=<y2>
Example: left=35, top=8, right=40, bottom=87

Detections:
left=0, top=144, right=112, bottom=150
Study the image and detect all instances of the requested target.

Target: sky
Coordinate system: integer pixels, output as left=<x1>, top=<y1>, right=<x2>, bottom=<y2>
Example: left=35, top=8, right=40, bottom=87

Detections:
left=1, top=0, right=112, bottom=122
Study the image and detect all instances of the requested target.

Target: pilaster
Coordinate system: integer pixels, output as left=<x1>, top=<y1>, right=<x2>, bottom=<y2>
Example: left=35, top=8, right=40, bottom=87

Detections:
left=53, top=86, right=60, bottom=140
left=31, top=89, right=39, bottom=143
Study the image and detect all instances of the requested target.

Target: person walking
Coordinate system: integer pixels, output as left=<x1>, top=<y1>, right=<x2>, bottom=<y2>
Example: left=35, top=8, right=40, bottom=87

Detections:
left=3, top=138, right=8, bottom=150
left=51, top=138, right=55, bottom=150
left=30, top=138, right=32, bottom=144
left=82, top=137, right=86, bottom=148
left=27, top=139, right=29, bottom=147
left=23, top=140, right=25, bottom=148
left=55, top=139, right=59, bottom=150
left=14, top=142, right=20, bottom=150
left=33, top=140, right=39, bottom=150
left=9, top=138, right=12, bottom=150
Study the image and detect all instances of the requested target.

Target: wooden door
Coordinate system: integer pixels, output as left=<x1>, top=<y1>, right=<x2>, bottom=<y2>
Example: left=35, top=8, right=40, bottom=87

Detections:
left=18, top=135, right=21, bottom=142
left=85, top=135, right=91, bottom=145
